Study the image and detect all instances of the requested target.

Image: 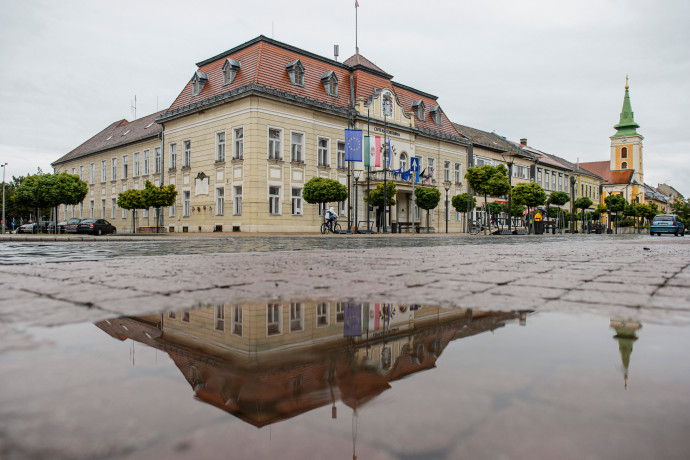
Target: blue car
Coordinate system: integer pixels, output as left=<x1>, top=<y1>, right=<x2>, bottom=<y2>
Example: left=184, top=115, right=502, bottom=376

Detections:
left=650, top=214, right=685, bottom=236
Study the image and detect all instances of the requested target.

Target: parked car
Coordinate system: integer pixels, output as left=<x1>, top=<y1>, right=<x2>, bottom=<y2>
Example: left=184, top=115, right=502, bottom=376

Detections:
left=650, top=214, right=685, bottom=236
left=57, top=221, right=67, bottom=233
left=65, top=218, right=83, bottom=233
left=17, top=223, right=37, bottom=234
left=37, top=221, right=58, bottom=233
left=76, top=219, right=117, bottom=235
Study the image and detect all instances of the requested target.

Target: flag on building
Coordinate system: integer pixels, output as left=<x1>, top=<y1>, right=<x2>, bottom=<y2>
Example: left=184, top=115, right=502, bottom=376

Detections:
left=355, top=0, right=359, bottom=7
left=343, top=303, right=362, bottom=337
left=387, top=138, right=392, bottom=168
left=345, top=129, right=363, bottom=162
left=363, top=135, right=370, bottom=167
left=401, top=169, right=410, bottom=181
left=375, top=136, right=381, bottom=167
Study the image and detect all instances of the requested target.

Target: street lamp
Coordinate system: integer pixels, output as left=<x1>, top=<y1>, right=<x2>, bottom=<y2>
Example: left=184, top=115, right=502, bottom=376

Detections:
left=1, top=162, right=7, bottom=235
left=443, top=181, right=451, bottom=234
left=353, top=170, right=361, bottom=233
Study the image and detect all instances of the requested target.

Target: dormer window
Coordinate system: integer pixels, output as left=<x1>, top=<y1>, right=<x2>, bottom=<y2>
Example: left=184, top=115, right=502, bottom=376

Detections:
left=286, top=60, right=305, bottom=87
left=412, top=100, right=425, bottom=121
left=321, top=71, right=338, bottom=97
left=222, top=58, right=241, bottom=85
left=191, top=71, right=209, bottom=96
left=429, top=105, right=443, bottom=125
left=121, top=130, right=131, bottom=136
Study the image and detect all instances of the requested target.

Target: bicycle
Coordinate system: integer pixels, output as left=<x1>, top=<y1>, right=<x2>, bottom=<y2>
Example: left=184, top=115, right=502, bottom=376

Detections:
left=468, top=219, right=487, bottom=235
left=320, top=218, right=342, bottom=234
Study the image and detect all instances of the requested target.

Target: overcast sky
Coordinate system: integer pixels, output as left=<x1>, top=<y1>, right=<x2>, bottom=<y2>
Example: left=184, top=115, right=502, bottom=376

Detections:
left=1, top=0, right=688, bottom=196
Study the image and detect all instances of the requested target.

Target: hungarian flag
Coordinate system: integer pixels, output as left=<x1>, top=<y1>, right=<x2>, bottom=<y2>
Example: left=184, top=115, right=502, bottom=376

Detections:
left=355, top=0, right=359, bottom=7
left=375, top=136, right=381, bottom=167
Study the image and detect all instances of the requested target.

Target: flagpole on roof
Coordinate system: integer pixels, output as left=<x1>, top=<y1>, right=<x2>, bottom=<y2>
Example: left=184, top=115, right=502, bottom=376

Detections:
left=355, top=1, right=359, bottom=54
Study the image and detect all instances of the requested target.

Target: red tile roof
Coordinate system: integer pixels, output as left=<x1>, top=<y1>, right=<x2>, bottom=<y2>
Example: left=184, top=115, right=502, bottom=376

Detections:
left=579, top=161, right=633, bottom=185
left=343, top=53, right=389, bottom=76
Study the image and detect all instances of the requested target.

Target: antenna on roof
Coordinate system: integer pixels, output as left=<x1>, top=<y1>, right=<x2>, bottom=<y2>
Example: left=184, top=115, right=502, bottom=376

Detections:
left=355, top=1, right=360, bottom=54
left=131, top=95, right=137, bottom=120
left=156, top=96, right=159, bottom=112
left=334, top=45, right=339, bottom=61
left=272, top=22, right=274, bottom=39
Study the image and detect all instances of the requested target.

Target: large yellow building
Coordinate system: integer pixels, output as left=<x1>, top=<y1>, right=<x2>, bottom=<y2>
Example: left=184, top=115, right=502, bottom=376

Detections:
left=53, top=36, right=470, bottom=233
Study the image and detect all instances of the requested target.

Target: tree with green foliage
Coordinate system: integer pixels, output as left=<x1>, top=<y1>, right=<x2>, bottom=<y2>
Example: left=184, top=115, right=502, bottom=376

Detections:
left=414, top=186, right=441, bottom=231
left=512, top=182, right=547, bottom=233
left=640, top=202, right=660, bottom=225
left=141, top=180, right=177, bottom=232
left=465, top=164, right=511, bottom=234
left=451, top=193, right=476, bottom=214
left=117, top=189, right=146, bottom=233
left=365, top=182, right=397, bottom=208
left=605, top=194, right=627, bottom=231
left=670, top=197, right=690, bottom=228
left=574, top=197, right=593, bottom=231
left=303, top=177, right=348, bottom=209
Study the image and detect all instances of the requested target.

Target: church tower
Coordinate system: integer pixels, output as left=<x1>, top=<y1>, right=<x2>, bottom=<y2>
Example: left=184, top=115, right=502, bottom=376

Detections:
left=610, top=76, right=644, bottom=202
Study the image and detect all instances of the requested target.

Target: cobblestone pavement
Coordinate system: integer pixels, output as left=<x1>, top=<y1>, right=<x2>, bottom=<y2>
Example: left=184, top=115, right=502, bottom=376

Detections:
left=0, top=235, right=689, bottom=340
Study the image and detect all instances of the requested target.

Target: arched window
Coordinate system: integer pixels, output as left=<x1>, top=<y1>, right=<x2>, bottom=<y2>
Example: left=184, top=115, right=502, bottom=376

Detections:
left=621, top=161, right=628, bottom=169
left=621, top=147, right=628, bottom=158
left=400, top=152, right=407, bottom=171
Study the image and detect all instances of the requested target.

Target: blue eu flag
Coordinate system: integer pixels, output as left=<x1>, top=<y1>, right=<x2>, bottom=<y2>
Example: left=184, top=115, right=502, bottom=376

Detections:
left=345, top=129, right=363, bottom=162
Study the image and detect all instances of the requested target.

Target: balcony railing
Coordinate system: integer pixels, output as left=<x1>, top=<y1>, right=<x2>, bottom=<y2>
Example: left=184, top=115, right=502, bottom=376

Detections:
left=365, top=170, right=437, bottom=186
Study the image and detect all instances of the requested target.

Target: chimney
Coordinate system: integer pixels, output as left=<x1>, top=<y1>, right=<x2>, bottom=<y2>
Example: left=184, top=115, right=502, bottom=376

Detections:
left=520, top=138, right=528, bottom=146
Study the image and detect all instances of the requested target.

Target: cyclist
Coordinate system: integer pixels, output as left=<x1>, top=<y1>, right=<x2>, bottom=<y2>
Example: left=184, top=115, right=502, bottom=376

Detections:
left=325, top=206, right=337, bottom=231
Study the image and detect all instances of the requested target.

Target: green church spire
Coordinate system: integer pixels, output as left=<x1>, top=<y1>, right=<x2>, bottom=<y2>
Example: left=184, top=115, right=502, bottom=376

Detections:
left=613, top=75, right=640, bottom=137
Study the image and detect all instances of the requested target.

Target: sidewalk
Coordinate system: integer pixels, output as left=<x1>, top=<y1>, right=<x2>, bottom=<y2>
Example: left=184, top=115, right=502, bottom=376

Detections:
left=0, top=237, right=688, bottom=332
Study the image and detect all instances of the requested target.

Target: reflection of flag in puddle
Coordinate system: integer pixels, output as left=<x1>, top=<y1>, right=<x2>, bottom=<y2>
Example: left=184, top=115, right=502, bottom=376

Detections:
left=344, top=303, right=362, bottom=337
left=370, top=303, right=380, bottom=331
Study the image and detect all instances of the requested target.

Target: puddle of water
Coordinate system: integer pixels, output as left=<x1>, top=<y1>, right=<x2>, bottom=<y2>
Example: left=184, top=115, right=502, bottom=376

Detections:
left=1, top=303, right=689, bottom=460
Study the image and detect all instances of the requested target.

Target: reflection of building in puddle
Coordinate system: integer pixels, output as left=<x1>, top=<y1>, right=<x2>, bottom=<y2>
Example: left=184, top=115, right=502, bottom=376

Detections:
left=96, top=303, right=529, bottom=427
left=610, top=319, right=642, bottom=390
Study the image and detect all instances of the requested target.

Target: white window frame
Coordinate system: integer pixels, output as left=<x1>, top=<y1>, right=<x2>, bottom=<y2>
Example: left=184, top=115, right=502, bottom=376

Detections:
left=233, top=185, right=242, bottom=216
left=454, top=163, right=462, bottom=184
left=216, top=131, right=226, bottom=162
left=269, top=185, right=281, bottom=215
left=90, top=163, right=95, bottom=184
left=122, top=155, right=128, bottom=179
left=317, top=137, right=330, bottom=167
left=316, top=302, right=329, bottom=327
left=291, top=131, right=304, bottom=163
left=233, top=127, right=244, bottom=160
left=111, top=198, right=116, bottom=219
left=183, top=140, right=191, bottom=168
left=143, top=150, right=150, bottom=175
left=336, top=303, right=345, bottom=323
left=169, top=143, right=177, bottom=169
left=290, top=303, right=304, bottom=332
left=444, top=161, right=451, bottom=182
left=337, top=140, right=346, bottom=169
left=268, top=127, right=282, bottom=160
left=183, top=191, right=190, bottom=217
left=232, top=306, right=243, bottom=336
left=101, top=199, right=105, bottom=218
left=267, top=304, right=282, bottom=336
left=89, top=200, right=94, bottom=218
left=79, top=166, right=84, bottom=181
left=216, top=187, right=224, bottom=216
left=133, top=152, right=140, bottom=177
left=214, top=305, right=225, bottom=332
left=427, top=158, right=435, bottom=179
left=101, top=160, right=107, bottom=183
left=111, top=158, right=117, bottom=181
left=400, top=153, right=407, bottom=171
left=291, top=187, right=302, bottom=216
left=154, top=147, right=161, bottom=174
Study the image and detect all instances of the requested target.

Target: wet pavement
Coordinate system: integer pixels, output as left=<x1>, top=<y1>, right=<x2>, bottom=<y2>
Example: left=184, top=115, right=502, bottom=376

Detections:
left=0, top=234, right=689, bottom=459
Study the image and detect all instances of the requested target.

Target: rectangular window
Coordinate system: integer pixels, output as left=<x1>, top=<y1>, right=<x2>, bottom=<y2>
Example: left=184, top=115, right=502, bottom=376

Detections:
left=338, top=200, right=347, bottom=217
left=143, top=208, right=148, bottom=219
left=267, top=304, right=282, bottom=336
left=316, top=302, right=329, bottom=327
left=214, top=305, right=225, bottom=332
left=154, top=147, right=161, bottom=174
left=268, top=128, right=281, bottom=160
left=234, top=128, right=244, bottom=160
left=90, top=163, right=95, bottom=184
left=216, top=132, right=225, bottom=162
left=143, top=150, right=150, bottom=175
left=292, top=188, right=302, bottom=215
left=318, top=137, right=329, bottom=166
left=80, top=166, right=84, bottom=181
left=182, top=311, right=189, bottom=323
left=233, top=186, right=242, bottom=215
left=79, top=202, right=83, bottom=218
left=111, top=198, right=116, bottom=218
left=337, top=141, right=346, bottom=169
left=183, top=140, right=191, bottom=168
left=232, top=306, right=243, bottom=336
left=291, top=132, right=303, bottom=162
left=169, top=143, right=177, bottom=169
left=111, top=158, right=117, bottom=181
left=537, top=168, right=542, bottom=186
left=454, top=163, right=462, bottom=184
left=216, top=187, right=224, bottom=216
left=133, top=152, right=140, bottom=177
left=101, top=160, right=107, bottom=182
left=183, top=191, right=190, bottom=217
left=101, top=199, right=106, bottom=218
left=444, top=161, right=451, bottom=182
left=122, top=155, right=128, bottom=179
left=89, top=200, right=94, bottom=218
left=552, top=172, right=556, bottom=191
left=269, top=186, right=280, bottom=215
left=558, top=173, right=563, bottom=191
left=169, top=200, right=176, bottom=217
left=72, top=167, right=76, bottom=175
left=290, top=303, right=304, bottom=332
left=427, top=158, right=435, bottom=179
left=336, top=303, right=345, bottom=323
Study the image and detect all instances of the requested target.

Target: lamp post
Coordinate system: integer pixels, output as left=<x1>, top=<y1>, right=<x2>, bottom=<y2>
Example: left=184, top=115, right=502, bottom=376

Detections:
left=443, top=181, right=450, bottom=234
left=1, top=162, right=7, bottom=235
left=353, top=170, right=361, bottom=233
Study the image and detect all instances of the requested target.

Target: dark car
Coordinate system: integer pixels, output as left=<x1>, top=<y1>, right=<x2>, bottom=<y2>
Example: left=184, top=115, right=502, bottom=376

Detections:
left=17, top=223, right=37, bottom=234
left=650, top=214, right=685, bottom=236
left=76, top=219, right=117, bottom=235
left=65, top=218, right=83, bottom=233
left=57, top=221, right=67, bottom=233
left=38, top=221, right=58, bottom=234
